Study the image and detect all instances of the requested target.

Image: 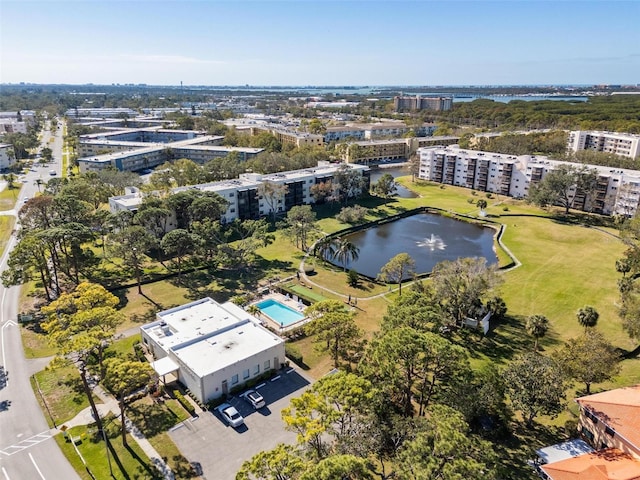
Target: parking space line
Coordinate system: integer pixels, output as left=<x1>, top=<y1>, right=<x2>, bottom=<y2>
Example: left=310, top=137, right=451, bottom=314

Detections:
left=270, top=375, right=281, bottom=382
left=285, top=368, right=294, bottom=374
left=255, top=383, right=266, bottom=389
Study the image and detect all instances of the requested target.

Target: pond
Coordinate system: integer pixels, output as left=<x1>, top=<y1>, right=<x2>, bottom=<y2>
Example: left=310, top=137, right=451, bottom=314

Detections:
left=369, top=166, right=418, bottom=198
left=329, top=213, right=498, bottom=279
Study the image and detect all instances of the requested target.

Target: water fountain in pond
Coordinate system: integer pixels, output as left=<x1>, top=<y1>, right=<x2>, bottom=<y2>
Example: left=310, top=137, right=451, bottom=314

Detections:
left=416, top=233, right=447, bottom=251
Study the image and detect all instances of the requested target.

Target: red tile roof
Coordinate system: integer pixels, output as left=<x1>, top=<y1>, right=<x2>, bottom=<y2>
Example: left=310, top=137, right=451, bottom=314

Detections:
left=577, top=385, right=640, bottom=452
left=541, top=449, right=640, bottom=480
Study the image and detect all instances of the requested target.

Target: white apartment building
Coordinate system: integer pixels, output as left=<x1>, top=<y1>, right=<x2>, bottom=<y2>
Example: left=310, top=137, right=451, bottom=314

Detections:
left=141, top=297, right=285, bottom=404
left=109, top=162, right=370, bottom=223
left=418, top=146, right=640, bottom=216
left=0, top=144, right=16, bottom=170
left=568, top=131, right=640, bottom=159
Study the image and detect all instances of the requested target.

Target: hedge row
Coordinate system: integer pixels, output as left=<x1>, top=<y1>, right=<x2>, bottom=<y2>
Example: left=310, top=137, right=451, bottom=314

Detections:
left=173, top=389, right=196, bottom=416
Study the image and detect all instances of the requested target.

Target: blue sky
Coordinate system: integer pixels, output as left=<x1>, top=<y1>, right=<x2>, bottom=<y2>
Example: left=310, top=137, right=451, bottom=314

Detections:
left=1, top=1, right=638, bottom=86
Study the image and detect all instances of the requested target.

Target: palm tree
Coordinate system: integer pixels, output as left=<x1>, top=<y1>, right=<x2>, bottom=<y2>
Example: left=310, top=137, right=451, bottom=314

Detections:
left=525, top=314, right=549, bottom=351
left=333, top=237, right=360, bottom=272
left=576, top=306, right=599, bottom=331
left=315, top=236, right=337, bottom=263
left=247, top=304, right=261, bottom=318
left=476, top=199, right=488, bottom=213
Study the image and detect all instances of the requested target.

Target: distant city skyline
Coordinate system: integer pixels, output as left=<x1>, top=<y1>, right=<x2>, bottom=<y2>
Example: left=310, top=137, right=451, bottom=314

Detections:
left=1, top=1, right=638, bottom=86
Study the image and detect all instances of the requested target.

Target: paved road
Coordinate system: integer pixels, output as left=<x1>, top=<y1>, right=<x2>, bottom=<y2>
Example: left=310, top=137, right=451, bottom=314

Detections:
left=0, top=120, right=81, bottom=479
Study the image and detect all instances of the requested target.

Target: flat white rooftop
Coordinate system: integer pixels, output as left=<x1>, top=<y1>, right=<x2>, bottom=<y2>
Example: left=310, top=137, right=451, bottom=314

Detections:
left=142, top=298, right=283, bottom=378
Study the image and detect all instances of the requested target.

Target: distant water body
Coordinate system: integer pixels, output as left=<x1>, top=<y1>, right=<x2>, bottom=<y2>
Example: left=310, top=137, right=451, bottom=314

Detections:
left=243, top=86, right=589, bottom=102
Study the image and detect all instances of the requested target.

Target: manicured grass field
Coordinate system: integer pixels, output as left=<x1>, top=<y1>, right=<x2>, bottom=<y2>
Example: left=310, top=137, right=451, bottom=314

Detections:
left=31, top=365, right=98, bottom=427
left=54, top=420, right=158, bottom=480
left=0, top=215, right=15, bottom=259
left=0, top=185, right=20, bottom=211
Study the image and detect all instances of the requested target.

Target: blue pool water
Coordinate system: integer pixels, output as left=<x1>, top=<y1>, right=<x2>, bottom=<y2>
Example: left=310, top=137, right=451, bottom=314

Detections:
left=255, top=299, right=305, bottom=326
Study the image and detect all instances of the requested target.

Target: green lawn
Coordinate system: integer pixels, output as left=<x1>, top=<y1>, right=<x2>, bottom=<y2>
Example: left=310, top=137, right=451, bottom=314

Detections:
left=0, top=215, right=15, bottom=259
left=127, top=396, right=197, bottom=479
left=54, top=419, right=161, bottom=480
left=0, top=184, right=20, bottom=211
left=31, top=365, right=99, bottom=427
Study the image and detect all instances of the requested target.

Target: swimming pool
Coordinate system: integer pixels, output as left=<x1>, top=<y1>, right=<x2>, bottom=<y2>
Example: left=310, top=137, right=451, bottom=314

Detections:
left=255, top=299, right=305, bottom=327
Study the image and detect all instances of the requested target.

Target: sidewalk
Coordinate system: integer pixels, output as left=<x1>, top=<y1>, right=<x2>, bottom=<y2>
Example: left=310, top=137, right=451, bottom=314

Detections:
left=54, top=384, right=175, bottom=480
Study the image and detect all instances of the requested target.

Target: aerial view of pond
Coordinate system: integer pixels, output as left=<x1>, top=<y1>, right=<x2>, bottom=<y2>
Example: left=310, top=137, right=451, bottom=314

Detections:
left=369, top=166, right=418, bottom=198
left=329, top=213, right=498, bottom=279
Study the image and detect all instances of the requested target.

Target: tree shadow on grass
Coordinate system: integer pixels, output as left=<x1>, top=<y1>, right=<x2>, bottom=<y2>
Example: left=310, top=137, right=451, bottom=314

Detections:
left=492, top=421, right=570, bottom=480
left=448, top=314, right=562, bottom=363
left=125, top=444, right=163, bottom=480
left=127, top=401, right=181, bottom=438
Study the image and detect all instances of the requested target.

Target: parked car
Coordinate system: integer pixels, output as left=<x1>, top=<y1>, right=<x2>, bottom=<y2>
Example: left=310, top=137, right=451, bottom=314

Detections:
left=242, top=390, right=265, bottom=409
left=217, top=403, right=244, bottom=428
left=49, top=170, right=57, bottom=176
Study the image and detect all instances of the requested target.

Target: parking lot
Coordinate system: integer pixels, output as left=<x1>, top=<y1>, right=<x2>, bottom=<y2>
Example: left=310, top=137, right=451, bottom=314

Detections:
left=169, top=366, right=312, bottom=479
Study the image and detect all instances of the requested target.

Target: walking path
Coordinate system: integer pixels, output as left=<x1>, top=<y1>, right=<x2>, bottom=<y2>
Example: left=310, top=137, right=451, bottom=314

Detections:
left=53, top=383, right=175, bottom=479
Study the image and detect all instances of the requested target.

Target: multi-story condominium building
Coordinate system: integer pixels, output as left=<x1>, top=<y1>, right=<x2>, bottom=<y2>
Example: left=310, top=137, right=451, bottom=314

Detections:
left=0, top=119, right=28, bottom=135
left=342, top=136, right=459, bottom=164
left=249, top=125, right=324, bottom=148
left=65, top=107, right=139, bottom=118
left=418, top=145, right=640, bottom=216
left=109, top=162, right=370, bottom=224
left=141, top=297, right=285, bottom=404
left=0, top=144, right=16, bottom=170
left=568, top=131, right=640, bottom=159
left=393, top=95, right=453, bottom=113
left=538, top=385, right=640, bottom=480
left=78, top=130, right=262, bottom=173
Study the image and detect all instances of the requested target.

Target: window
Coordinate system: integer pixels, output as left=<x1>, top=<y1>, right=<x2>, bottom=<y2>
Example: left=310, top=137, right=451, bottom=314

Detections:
left=585, top=409, right=599, bottom=424
left=254, top=364, right=260, bottom=375
left=581, top=426, right=594, bottom=442
left=229, top=193, right=234, bottom=197
left=605, top=425, right=615, bottom=436
left=264, top=360, right=271, bottom=370
left=232, top=374, right=239, bottom=385
left=243, top=369, right=250, bottom=379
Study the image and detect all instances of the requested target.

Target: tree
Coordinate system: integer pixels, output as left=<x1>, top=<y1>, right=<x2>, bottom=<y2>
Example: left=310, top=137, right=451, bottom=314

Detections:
left=332, top=164, right=367, bottom=204
left=258, top=181, right=288, bottom=221
left=103, top=358, right=154, bottom=446
left=576, top=305, right=599, bottom=331
left=314, top=236, right=337, bottom=263
left=41, top=146, right=53, bottom=163
left=395, top=405, right=497, bottom=480
left=503, top=353, right=566, bottom=428
left=161, top=228, right=196, bottom=278
left=381, top=287, right=442, bottom=333
left=237, top=443, right=305, bottom=480
left=333, top=237, right=360, bottom=272
left=40, top=283, right=125, bottom=439
left=284, top=205, right=319, bottom=252
left=305, top=301, right=363, bottom=368
left=360, top=327, right=469, bottom=417
left=347, top=269, right=359, bottom=288
left=525, top=314, right=549, bottom=350
left=111, top=226, right=155, bottom=294
left=476, top=199, right=488, bottom=213
left=300, top=455, right=373, bottom=480
left=378, top=253, right=416, bottom=296
left=619, top=289, right=640, bottom=342
left=373, top=173, right=397, bottom=198
left=528, top=164, right=598, bottom=214
left=554, top=330, right=620, bottom=394
left=430, top=257, right=502, bottom=327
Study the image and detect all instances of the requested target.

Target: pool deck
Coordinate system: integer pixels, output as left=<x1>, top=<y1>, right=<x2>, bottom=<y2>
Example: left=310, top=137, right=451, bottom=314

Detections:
left=250, top=292, right=310, bottom=334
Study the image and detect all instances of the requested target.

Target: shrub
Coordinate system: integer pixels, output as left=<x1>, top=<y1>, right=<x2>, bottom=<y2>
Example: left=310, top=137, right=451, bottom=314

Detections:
left=467, top=198, right=475, bottom=204
left=336, top=205, right=368, bottom=224
left=303, top=264, right=315, bottom=275
left=502, top=206, right=509, bottom=211
left=347, top=269, right=359, bottom=287
left=173, top=389, right=196, bottom=416
left=285, top=343, right=304, bottom=366
left=486, top=193, right=493, bottom=198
